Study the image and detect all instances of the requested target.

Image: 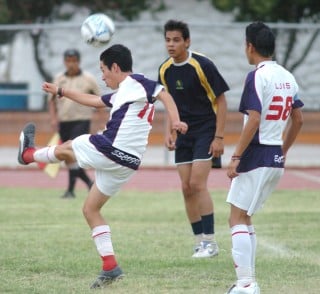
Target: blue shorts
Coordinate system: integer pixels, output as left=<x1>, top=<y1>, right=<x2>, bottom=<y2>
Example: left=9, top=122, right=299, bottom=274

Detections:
left=175, top=132, right=213, bottom=164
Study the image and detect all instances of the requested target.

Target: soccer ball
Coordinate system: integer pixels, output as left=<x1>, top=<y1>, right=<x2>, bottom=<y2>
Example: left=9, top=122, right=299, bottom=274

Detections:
left=81, top=13, right=115, bottom=47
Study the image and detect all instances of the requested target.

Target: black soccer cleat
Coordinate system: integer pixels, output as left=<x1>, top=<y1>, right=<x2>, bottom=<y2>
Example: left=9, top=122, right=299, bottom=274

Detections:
left=90, top=266, right=124, bottom=289
left=18, top=123, right=35, bottom=165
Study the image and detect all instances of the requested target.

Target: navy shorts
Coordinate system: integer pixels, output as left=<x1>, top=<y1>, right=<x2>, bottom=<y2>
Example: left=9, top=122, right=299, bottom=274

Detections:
left=175, top=132, right=213, bottom=164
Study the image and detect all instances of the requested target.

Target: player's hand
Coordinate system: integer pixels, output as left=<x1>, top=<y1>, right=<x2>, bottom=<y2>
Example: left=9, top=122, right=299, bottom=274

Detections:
left=165, top=133, right=176, bottom=151
left=227, top=159, right=240, bottom=179
left=209, top=137, right=224, bottom=158
left=42, top=82, right=57, bottom=95
left=172, top=121, right=188, bottom=134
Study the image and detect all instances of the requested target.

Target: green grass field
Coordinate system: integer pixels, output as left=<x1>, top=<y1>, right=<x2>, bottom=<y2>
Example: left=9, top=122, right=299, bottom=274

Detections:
left=0, top=187, right=319, bottom=293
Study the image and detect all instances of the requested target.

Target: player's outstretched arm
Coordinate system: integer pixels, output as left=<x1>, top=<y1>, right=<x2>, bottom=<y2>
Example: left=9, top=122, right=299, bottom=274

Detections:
left=42, top=82, right=105, bottom=108
left=156, top=89, right=188, bottom=134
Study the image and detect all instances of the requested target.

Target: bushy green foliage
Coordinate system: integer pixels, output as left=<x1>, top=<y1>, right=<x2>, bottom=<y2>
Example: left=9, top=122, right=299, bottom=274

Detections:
left=0, top=0, right=166, bottom=82
left=0, top=0, right=166, bottom=24
left=211, top=0, right=320, bottom=71
left=211, top=0, right=320, bottom=22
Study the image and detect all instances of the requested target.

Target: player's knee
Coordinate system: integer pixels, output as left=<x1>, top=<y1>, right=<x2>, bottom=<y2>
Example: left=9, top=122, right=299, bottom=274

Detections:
left=189, top=180, right=205, bottom=195
left=228, top=211, right=249, bottom=227
left=182, top=183, right=192, bottom=197
left=55, top=144, right=75, bottom=162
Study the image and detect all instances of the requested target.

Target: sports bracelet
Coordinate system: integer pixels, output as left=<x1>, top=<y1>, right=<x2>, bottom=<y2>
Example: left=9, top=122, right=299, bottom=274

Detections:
left=215, top=136, right=224, bottom=139
left=57, top=87, right=64, bottom=98
left=231, top=155, right=241, bottom=161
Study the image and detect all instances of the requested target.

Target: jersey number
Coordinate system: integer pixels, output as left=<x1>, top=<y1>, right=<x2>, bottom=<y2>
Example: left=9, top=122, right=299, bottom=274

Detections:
left=266, top=96, right=292, bottom=121
left=138, top=103, right=154, bottom=125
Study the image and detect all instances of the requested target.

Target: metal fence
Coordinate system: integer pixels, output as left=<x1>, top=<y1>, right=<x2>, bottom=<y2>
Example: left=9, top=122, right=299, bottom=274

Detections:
left=0, top=21, right=319, bottom=111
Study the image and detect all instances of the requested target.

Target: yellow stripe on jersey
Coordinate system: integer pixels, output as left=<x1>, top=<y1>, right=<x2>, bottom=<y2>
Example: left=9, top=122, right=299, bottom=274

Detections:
left=159, top=58, right=173, bottom=91
left=189, top=57, right=218, bottom=113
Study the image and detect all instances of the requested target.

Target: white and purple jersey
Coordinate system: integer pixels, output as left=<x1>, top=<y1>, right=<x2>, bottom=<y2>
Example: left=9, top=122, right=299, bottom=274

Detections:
left=238, top=61, right=304, bottom=172
left=89, top=74, right=163, bottom=170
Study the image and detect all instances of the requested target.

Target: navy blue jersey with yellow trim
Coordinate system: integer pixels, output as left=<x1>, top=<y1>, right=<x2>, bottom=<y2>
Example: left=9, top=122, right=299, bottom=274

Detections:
left=158, top=51, right=229, bottom=132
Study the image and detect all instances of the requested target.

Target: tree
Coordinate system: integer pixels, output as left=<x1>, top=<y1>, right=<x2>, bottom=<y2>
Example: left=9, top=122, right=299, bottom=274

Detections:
left=0, top=0, right=166, bottom=81
left=210, top=0, right=320, bottom=72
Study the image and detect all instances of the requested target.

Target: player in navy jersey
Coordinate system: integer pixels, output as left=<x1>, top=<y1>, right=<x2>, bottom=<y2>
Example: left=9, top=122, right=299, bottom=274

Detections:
left=17, top=44, right=188, bottom=289
left=158, top=20, right=229, bottom=258
left=225, top=22, right=303, bottom=294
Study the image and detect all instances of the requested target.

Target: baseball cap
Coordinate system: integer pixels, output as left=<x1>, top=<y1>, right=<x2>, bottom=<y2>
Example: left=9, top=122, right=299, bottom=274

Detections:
left=64, top=49, right=80, bottom=59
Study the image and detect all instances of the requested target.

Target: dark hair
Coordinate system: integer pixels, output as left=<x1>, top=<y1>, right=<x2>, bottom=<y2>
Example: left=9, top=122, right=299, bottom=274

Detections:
left=64, top=49, right=80, bottom=60
left=246, top=21, right=275, bottom=57
left=100, top=44, right=133, bottom=72
left=164, top=19, right=190, bottom=40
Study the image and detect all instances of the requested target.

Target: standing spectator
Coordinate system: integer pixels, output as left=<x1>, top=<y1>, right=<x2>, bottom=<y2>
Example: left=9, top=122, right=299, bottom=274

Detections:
left=48, top=49, right=102, bottom=198
left=158, top=20, right=229, bottom=258
left=225, top=21, right=303, bottom=294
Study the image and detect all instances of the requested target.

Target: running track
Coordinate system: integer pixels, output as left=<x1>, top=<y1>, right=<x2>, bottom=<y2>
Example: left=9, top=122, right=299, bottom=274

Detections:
left=1, top=167, right=319, bottom=191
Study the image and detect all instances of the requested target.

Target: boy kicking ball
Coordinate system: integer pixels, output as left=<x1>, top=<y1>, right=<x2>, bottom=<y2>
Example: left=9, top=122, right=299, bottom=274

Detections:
left=18, top=44, right=187, bottom=289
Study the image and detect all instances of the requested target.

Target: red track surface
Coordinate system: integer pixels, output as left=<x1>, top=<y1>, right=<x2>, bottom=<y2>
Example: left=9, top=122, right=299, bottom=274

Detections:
left=1, top=167, right=319, bottom=191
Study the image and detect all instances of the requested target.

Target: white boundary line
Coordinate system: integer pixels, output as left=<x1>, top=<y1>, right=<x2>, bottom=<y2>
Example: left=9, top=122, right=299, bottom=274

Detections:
left=289, top=170, right=320, bottom=184
left=259, top=238, right=320, bottom=265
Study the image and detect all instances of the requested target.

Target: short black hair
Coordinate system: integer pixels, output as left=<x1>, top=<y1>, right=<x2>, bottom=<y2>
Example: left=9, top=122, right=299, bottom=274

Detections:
left=64, top=49, right=80, bottom=60
left=100, top=44, right=133, bottom=72
left=246, top=21, right=275, bottom=57
left=164, top=19, right=190, bottom=40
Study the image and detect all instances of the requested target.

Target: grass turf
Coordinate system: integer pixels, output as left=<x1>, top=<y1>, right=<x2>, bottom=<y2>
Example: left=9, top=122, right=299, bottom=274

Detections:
left=0, top=187, right=319, bottom=293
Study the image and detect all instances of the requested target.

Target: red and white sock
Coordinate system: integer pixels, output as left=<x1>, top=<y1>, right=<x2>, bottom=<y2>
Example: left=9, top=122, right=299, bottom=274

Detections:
left=33, top=146, right=59, bottom=163
left=248, top=225, right=257, bottom=280
left=231, top=224, right=254, bottom=287
left=22, top=147, right=36, bottom=164
left=92, top=225, right=117, bottom=271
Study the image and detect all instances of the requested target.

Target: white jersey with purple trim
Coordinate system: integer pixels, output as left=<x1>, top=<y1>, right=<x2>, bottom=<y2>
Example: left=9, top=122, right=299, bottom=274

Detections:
left=89, top=74, right=163, bottom=169
left=240, top=60, right=303, bottom=145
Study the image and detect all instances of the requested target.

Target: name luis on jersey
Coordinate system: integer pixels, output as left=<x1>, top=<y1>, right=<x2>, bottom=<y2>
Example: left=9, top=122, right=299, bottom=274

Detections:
left=275, top=82, right=291, bottom=89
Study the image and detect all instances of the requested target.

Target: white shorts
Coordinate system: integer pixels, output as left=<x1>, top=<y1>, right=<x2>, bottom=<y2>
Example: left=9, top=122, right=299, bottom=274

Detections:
left=226, top=167, right=284, bottom=216
left=72, top=135, right=135, bottom=196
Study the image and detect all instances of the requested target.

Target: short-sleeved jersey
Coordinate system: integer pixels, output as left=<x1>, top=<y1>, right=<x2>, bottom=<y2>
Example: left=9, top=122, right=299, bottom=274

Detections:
left=237, top=61, right=304, bottom=173
left=48, top=70, right=101, bottom=121
left=158, top=51, right=229, bottom=134
left=89, top=74, right=163, bottom=170
left=240, top=61, right=304, bottom=145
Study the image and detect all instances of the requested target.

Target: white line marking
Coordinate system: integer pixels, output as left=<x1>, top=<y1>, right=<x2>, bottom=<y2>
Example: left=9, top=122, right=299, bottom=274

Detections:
left=259, top=238, right=320, bottom=265
left=259, top=239, right=295, bottom=258
left=289, top=170, right=320, bottom=184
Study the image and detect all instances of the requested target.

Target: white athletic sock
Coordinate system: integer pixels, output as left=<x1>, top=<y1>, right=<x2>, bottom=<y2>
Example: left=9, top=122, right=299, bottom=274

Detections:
left=194, top=234, right=203, bottom=246
left=248, top=225, right=257, bottom=281
left=92, top=225, right=114, bottom=256
left=202, top=233, right=215, bottom=242
left=33, top=146, right=59, bottom=163
left=231, top=224, right=254, bottom=287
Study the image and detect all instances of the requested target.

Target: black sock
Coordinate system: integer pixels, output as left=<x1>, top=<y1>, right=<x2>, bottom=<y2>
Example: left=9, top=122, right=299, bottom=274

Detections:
left=77, top=168, right=93, bottom=188
left=201, top=213, right=214, bottom=235
left=67, top=169, right=77, bottom=192
left=191, top=220, right=203, bottom=235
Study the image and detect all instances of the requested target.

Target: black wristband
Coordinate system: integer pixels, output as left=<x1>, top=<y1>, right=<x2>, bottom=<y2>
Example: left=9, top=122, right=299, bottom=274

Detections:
left=57, top=87, right=63, bottom=98
left=231, top=155, right=241, bottom=161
